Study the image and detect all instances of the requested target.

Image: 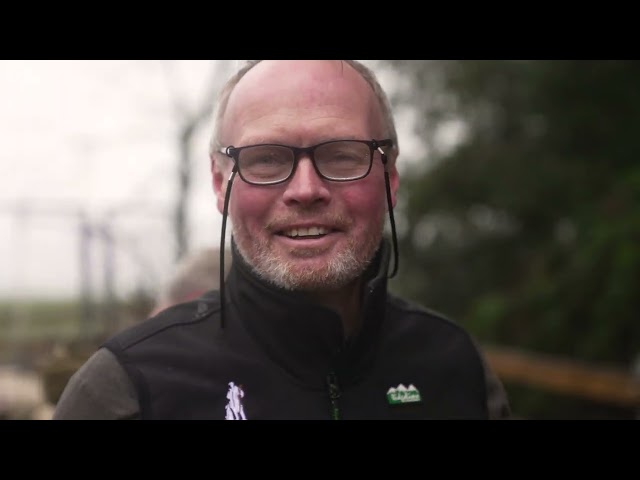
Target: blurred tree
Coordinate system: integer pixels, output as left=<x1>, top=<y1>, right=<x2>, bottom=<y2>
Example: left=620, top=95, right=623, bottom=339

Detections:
left=161, top=60, right=234, bottom=262
left=383, top=60, right=640, bottom=419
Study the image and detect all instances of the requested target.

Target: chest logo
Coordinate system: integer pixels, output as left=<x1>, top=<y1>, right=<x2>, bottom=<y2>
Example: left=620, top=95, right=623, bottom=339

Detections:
left=387, top=384, right=422, bottom=405
left=225, top=382, right=247, bottom=420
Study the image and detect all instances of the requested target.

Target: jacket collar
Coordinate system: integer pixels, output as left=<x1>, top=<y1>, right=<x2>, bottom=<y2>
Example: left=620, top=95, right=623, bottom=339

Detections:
left=225, top=238, right=390, bottom=390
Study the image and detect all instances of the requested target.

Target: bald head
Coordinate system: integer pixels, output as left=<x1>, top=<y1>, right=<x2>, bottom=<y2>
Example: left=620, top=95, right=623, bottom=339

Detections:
left=210, top=60, right=398, bottom=162
left=218, top=61, right=383, bottom=149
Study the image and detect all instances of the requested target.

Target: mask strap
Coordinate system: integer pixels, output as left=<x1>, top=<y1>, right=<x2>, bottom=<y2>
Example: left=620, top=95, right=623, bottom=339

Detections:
left=219, top=167, right=237, bottom=329
left=378, top=146, right=399, bottom=278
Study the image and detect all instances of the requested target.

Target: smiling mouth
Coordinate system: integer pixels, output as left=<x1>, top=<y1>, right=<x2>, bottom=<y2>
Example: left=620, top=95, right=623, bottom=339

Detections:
left=280, top=226, right=331, bottom=239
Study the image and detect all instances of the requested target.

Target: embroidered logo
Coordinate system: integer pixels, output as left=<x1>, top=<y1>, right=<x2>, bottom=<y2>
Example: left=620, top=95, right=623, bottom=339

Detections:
left=225, top=382, right=247, bottom=420
left=387, top=384, right=422, bottom=405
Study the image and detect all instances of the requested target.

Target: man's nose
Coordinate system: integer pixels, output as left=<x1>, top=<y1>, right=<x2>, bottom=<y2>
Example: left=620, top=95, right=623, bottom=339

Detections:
left=282, top=156, right=330, bottom=206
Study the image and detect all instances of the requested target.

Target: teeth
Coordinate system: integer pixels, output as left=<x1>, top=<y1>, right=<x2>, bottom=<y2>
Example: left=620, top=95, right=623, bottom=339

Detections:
left=285, top=226, right=328, bottom=237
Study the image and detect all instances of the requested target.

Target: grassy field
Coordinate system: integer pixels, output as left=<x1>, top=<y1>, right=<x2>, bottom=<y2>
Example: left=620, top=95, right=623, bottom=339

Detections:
left=0, top=299, right=85, bottom=341
left=0, top=295, right=154, bottom=365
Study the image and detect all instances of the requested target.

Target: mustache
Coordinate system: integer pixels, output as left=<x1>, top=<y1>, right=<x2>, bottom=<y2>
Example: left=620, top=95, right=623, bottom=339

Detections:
left=265, top=212, right=353, bottom=231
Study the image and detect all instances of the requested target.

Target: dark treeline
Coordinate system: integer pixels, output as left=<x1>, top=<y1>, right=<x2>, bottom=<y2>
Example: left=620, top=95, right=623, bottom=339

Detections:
left=382, top=60, right=640, bottom=419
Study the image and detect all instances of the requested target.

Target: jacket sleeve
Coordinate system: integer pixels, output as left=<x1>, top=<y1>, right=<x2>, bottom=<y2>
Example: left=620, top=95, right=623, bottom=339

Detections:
left=52, top=347, right=141, bottom=420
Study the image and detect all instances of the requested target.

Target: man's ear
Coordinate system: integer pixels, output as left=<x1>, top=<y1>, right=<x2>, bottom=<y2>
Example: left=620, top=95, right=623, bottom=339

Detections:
left=211, top=154, right=229, bottom=215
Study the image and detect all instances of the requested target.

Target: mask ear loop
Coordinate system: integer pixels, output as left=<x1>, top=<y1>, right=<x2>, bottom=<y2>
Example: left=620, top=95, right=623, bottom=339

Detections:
left=378, top=145, right=399, bottom=278
left=219, top=167, right=237, bottom=329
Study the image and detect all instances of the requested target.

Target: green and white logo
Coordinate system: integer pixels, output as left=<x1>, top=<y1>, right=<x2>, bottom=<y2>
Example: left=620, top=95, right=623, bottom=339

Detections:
left=387, top=384, right=422, bottom=404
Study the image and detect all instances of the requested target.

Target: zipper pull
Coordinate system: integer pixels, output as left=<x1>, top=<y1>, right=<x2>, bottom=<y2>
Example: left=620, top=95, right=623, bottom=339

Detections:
left=326, top=372, right=342, bottom=420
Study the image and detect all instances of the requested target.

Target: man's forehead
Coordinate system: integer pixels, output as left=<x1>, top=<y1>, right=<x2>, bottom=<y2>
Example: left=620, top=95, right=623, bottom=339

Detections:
left=231, top=61, right=367, bottom=104
left=222, top=60, right=382, bottom=145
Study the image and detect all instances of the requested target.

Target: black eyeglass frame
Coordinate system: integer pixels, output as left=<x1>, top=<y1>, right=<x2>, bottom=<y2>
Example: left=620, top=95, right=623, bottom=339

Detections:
left=219, top=138, right=394, bottom=186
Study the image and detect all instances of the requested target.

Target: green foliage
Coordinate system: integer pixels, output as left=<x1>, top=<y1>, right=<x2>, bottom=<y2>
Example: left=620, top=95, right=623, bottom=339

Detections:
left=385, top=60, right=640, bottom=419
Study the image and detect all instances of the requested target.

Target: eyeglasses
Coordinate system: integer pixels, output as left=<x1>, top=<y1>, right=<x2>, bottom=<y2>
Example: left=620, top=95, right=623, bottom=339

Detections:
left=218, top=139, right=393, bottom=185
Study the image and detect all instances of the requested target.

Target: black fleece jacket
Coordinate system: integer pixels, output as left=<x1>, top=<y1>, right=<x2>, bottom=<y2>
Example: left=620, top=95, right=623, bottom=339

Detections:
left=55, top=240, right=510, bottom=420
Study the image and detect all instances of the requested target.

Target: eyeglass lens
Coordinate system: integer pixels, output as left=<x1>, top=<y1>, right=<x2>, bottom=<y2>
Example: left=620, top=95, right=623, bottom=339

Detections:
left=238, top=141, right=372, bottom=184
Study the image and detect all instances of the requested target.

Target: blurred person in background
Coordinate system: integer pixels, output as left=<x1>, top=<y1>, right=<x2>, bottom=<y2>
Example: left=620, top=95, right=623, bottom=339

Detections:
left=53, top=60, right=511, bottom=420
left=149, top=247, right=231, bottom=317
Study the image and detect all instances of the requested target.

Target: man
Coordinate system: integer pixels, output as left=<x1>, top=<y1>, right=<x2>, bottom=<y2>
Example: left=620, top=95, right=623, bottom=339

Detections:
left=53, top=60, right=510, bottom=419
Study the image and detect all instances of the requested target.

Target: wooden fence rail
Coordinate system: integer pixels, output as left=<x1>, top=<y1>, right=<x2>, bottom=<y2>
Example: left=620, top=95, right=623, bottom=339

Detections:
left=482, top=344, right=640, bottom=408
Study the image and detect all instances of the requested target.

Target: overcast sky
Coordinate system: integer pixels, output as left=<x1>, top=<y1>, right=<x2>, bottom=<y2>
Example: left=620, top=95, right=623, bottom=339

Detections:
left=0, top=60, right=425, bottom=300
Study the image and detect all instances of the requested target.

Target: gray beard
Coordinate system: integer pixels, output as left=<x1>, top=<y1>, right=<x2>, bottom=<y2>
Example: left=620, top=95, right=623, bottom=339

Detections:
left=234, top=232, right=382, bottom=292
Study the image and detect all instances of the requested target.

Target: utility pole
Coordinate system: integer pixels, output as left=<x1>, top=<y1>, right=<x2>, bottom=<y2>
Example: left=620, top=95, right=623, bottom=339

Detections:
left=78, top=212, right=95, bottom=340
left=98, top=221, right=117, bottom=336
left=8, top=202, right=30, bottom=365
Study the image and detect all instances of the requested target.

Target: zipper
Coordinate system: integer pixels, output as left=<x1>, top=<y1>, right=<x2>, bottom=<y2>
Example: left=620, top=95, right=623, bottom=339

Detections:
left=326, top=371, right=342, bottom=420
